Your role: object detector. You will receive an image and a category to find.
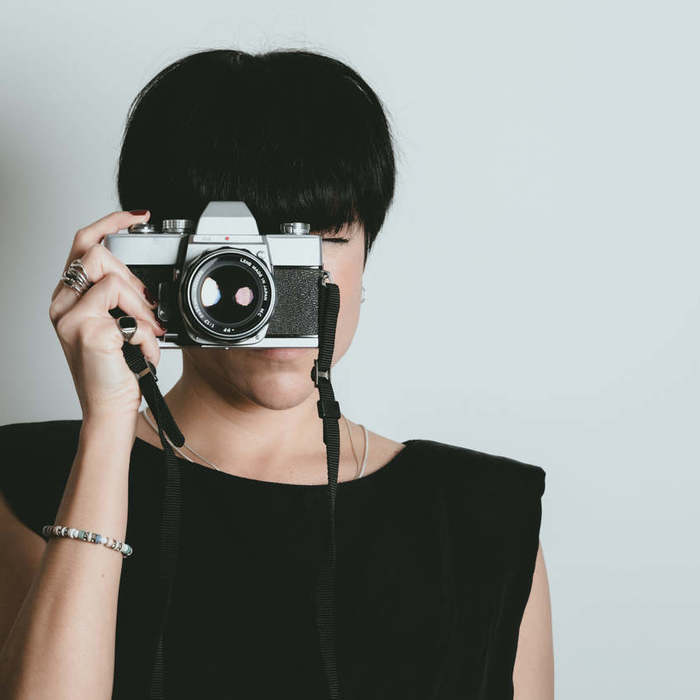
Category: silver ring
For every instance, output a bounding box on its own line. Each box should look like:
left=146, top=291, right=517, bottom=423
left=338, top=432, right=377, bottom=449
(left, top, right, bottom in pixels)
left=60, top=258, right=92, bottom=298
left=116, top=316, right=138, bottom=344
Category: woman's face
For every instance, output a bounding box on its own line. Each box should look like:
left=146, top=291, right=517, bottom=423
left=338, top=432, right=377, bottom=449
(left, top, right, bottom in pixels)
left=181, top=222, right=366, bottom=410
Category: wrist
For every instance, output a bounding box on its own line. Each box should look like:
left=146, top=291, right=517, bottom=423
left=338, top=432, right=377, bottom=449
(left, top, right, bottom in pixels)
left=79, top=413, right=138, bottom=452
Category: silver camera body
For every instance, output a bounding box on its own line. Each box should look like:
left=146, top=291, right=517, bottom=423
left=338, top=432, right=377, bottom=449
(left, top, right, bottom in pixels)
left=104, top=202, right=325, bottom=349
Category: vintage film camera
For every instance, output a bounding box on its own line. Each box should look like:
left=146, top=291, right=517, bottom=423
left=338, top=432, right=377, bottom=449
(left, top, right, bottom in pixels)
left=104, top=202, right=326, bottom=349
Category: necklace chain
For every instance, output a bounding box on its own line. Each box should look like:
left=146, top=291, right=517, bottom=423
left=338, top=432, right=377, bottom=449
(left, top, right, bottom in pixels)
left=140, top=406, right=369, bottom=480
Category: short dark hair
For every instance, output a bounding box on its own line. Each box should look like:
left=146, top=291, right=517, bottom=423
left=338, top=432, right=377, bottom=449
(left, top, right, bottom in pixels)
left=117, top=48, right=397, bottom=265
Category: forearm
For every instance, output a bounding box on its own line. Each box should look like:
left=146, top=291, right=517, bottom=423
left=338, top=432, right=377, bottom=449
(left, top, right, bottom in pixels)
left=0, top=418, right=135, bottom=699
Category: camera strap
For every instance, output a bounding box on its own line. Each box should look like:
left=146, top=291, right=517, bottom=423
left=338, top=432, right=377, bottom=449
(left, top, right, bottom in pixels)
left=117, top=271, right=345, bottom=699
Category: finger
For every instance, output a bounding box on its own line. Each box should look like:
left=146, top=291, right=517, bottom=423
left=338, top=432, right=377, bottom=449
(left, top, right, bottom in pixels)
left=59, top=272, right=165, bottom=338
left=51, top=241, right=156, bottom=319
left=112, top=316, right=162, bottom=368
left=61, top=209, right=151, bottom=273
left=52, top=210, right=151, bottom=307
left=59, top=314, right=162, bottom=369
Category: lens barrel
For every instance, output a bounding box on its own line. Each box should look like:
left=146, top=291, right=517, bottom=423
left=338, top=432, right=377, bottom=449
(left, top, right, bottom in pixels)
left=180, top=248, right=275, bottom=341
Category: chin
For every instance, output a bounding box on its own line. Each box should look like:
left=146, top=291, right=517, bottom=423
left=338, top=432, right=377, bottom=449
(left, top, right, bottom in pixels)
left=244, top=373, right=318, bottom=410
left=225, top=352, right=319, bottom=410
left=188, top=346, right=324, bottom=409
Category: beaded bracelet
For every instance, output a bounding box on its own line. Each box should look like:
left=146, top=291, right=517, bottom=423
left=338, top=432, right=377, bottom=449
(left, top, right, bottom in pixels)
left=42, top=524, right=133, bottom=558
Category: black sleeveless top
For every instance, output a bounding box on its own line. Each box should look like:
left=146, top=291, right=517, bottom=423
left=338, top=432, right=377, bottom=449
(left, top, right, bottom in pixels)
left=0, top=419, right=546, bottom=699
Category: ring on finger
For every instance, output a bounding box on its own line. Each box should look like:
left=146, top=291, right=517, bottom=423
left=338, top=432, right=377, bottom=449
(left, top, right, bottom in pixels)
left=60, top=257, right=93, bottom=298
left=116, top=316, right=138, bottom=344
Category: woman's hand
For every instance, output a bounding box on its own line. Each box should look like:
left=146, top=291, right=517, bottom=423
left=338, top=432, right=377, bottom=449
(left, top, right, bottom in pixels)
left=48, top=210, right=166, bottom=424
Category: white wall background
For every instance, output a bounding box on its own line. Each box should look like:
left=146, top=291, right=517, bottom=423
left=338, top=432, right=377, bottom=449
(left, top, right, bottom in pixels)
left=1, top=1, right=697, bottom=696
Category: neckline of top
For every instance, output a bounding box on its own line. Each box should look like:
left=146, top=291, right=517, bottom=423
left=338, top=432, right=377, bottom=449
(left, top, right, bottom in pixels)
left=132, top=436, right=421, bottom=489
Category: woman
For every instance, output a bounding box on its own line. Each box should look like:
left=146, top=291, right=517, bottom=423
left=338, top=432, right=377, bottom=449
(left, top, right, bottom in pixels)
left=0, top=48, right=553, bottom=698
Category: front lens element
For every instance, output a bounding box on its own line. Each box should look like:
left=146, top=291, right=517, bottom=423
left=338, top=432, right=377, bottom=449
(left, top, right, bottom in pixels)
left=199, top=263, right=258, bottom=324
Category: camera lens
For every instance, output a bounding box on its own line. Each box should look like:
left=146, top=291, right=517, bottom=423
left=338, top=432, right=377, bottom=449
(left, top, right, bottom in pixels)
left=181, top=249, right=275, bottom=341
left=199, top=264, right=257, bottom=322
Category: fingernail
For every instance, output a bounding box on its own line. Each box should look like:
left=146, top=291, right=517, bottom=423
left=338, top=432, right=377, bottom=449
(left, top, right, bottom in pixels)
left=130, top=209, right=148, bottom=215
left=156, top=319, right=167, bottom=332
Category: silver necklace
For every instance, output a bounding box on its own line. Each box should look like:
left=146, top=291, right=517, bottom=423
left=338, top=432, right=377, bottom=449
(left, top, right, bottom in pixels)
left=140, top=407, right=369, bottom=480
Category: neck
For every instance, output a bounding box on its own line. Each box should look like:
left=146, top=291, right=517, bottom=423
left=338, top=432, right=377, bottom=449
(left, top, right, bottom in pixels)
left=142, top=360, right=361, bottom=485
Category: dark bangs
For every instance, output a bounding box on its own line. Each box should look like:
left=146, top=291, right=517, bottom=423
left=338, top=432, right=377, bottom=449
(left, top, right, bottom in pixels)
left=117, top=48, right=396, bottom=262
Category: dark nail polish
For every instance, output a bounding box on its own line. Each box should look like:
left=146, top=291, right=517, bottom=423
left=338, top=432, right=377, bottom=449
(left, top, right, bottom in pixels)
left=130, top=209, right=148, bottom=215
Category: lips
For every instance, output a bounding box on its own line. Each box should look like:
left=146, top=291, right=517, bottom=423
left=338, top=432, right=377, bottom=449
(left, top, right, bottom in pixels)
left=254, top=348, right=314, bottom=360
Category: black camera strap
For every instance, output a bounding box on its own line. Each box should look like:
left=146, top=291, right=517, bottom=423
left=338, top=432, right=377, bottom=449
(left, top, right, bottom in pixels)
left=116, top=272, right=344, bottom=699
left=311, top=273, right=343, bottom=699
